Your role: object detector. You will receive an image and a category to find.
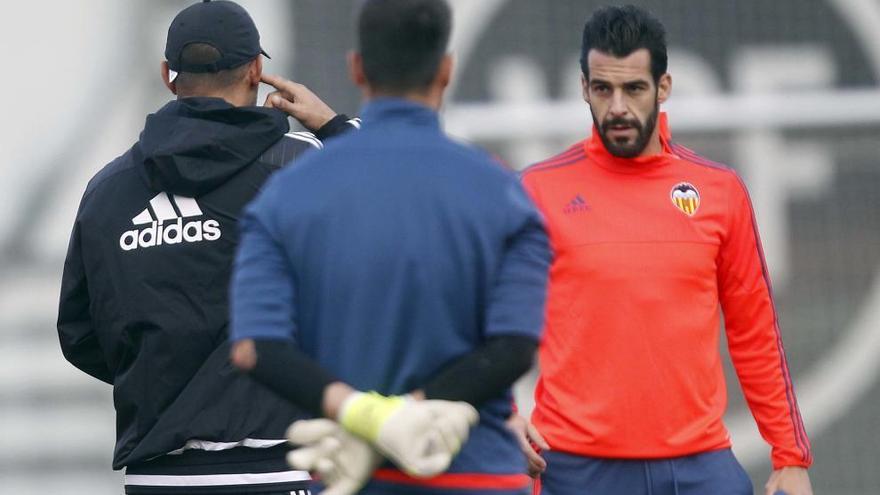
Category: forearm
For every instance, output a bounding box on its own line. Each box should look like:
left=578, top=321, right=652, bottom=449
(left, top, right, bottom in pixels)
left=422, top=335, right=537, bottom=407
left=232, top=337, right=349, bottom=418
left=230, top=333, right=534, bottom=418
left=725, top=299, right=811, bottom=468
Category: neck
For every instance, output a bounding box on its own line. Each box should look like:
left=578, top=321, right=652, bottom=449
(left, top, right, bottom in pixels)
left=639, top=124, right=663, bottom=157
left=364, top=87, right=442, bottom=110
left=177, top=88, right=254, bottom=107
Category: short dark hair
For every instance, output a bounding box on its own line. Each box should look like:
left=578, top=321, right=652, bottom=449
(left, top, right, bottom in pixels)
left=580, top=5, right=667, bottom=82
left=357, top=0, right=452, bottom=93
left=173, top=43, right=251, bottom=93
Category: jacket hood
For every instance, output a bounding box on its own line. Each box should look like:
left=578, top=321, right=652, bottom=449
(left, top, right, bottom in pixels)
left=136, top=97, right=289, bottom=196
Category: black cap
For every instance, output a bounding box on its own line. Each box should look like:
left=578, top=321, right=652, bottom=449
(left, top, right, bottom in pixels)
left=165, top=0, right=269, bottom=74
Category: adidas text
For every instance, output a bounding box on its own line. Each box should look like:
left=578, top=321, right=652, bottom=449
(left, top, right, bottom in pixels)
left=119, top=218, right=221, bottom=251
left=563, top=194, right=590, bottom=214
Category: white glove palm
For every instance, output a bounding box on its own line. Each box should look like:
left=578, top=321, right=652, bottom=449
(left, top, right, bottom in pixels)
left=287, top=418, right=381, bottom=495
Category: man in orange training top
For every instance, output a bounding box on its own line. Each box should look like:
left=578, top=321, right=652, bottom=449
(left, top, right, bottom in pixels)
left=512, top=5, right=813, bottom=495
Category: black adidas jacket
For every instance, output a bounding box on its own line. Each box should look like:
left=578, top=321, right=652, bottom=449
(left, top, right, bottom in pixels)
left=57, top=97, right=355, bottom=474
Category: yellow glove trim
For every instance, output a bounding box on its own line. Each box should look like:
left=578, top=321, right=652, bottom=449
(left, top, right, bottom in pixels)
left=339, top=391, right=405, bottom=442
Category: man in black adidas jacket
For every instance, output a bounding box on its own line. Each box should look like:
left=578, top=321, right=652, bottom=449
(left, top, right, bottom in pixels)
left=56, top=2, right=357, bottom=493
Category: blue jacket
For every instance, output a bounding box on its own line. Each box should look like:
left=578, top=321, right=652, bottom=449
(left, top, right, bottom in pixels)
left=231, top=98, right=550, bottom=493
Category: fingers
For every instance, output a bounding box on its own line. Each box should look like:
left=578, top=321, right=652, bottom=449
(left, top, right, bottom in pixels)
left=260, top=73, right=288, bottom=89
left=431, top=402, right=475, bottom=436
left=260, top=74, right=302, bottom=111
left=286, top=420, right=342, bottom=474
left=263, top=91, right=281, bottom=108
left=527, top=457, right=546, bottom=478
left=259, top=74, right=337, bottom=130
left=403, top=430, right=454, bottom=478
left=425, top=400, right=478, bottom=425
left=526, top=421, right=550, bottom=450
left=518, top=435, right=545, bottom=466
left=422, top=401, right=477, bottom=457
left=384, top=427, right=445, bottom=477
left=287, top=444, right=323, bottom=471
left=378, top=403, right=455, bottom=477
left=432, top=414, right=467, bottom=455
left=286, top=418, right=339, bottom=444
left=260, top=73, right=304, bottom=98
left=270, top=96, right=297, bottom=114
left=287, top=435, right=341, bottom=469
left=764, top=470, right=781, bottom=495
left=315, top=456, right=339, bottom=481
left=515, top=426, right=546, bottom=476
left=506, top=414, right=547, bottom=477
left=288, top=418, right=378, bottom=495
left=263, top=90, right=297, bottom=113
left=372, top=400, right=477, bottom=479
left=456, top=402, right=480, bottom=425
left=409, top=451, right=454, bottom=478
left=289, top=438, right=344, bottom=491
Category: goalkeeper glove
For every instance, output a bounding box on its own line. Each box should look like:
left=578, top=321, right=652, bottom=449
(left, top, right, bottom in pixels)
left=338, top=391, right=479, bottom=477
left=287, top=418, right=381, bottom=495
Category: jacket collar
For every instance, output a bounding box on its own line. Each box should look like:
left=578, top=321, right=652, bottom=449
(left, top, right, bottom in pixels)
left=360, top=97, right=441, bottom=129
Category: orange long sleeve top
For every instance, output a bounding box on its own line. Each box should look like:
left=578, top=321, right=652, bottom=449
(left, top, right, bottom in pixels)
left=520, top=115, right=812, bottom=469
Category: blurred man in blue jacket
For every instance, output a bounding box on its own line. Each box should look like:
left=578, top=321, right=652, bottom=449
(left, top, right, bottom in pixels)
left=229, top=0, right=551, bottom=494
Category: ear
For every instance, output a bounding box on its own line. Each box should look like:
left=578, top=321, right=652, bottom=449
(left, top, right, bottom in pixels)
left=435, top=54, right=453, bottom=89
left=581, top=73, right=590, bottom=104
left=161, top=61, right=177, bottom=95
left=248, top=56, right=263, bottom=87
left=657, top=72, right=672, bottom=105
left=348, top=51, right=367, bottom=88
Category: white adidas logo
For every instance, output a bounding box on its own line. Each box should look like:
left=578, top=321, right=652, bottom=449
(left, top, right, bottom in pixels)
left=119, top=193, right=221, bottom=251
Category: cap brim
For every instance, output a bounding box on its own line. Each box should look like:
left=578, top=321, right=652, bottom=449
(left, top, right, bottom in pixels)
left=168, top=48, right=268, bottom=82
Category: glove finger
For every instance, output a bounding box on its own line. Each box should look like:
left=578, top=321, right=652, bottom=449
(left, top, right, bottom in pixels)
left=320, top=435, right=343, bottom=453
left=438, top=407, right=475, bottom=442
left=431, top=416, right=466, bottom=454
left=423, top=402, right=476, bottom=453
left=287, top=446, right=322, bottom=471
left=453, top=402, right=479, bottom=425
left=405, top=449, right=454, bottom=478
left=287, top=435, right=343, bottom=471
left=391, top=428, right=453, bottom=478
left=286, top=418, right=341, bottom=445
left=334, top=435, right=381, bottom=478
left=315, top=456, right=339, bottom=483
left=423, top=400, right=479, bottom=427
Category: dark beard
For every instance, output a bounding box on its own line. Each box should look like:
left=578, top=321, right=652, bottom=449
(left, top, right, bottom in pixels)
left=591, top=101, right=659, bottom=158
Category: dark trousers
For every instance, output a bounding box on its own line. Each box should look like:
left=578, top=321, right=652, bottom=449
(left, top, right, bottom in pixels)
left=330, top=481, right=530, bottom=495
left=124, top=485, right=310, bottom=495
left=539, top=449, right=753, bottom=495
